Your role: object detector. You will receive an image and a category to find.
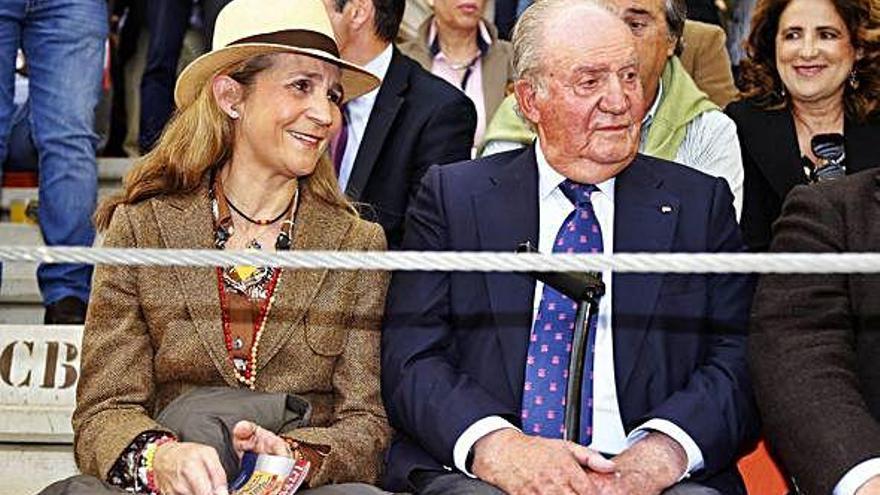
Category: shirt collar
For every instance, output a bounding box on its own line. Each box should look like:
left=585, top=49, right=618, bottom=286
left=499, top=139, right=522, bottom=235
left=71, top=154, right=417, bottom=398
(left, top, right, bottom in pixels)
left=535, top=138, right=615, bottom=202
left=642, top=79, right=663, bottom=126
left=428, top=17, right=492, bottom=59
left=348, top=43, right=393, bottom=107
left=364, top=43, right=393, bottom=81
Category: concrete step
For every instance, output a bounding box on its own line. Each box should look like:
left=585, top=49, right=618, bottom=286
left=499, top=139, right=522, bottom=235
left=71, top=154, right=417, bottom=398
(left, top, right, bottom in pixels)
left=1, top=224, right=43, bottom=319
left=1, top=263, right=39, bottom=303
left=0, top=157, right=134, bottom=213
left=0, top=223, right=41, bottom=246
left=3, top=157, right=134, bottom=183
left=0, top=325, right=81, bottom=444
left=0, top=443, right=78, bottom=494
left=1, top=225, right=42, bottom=324
left=0, top=304, right=42, bottom=325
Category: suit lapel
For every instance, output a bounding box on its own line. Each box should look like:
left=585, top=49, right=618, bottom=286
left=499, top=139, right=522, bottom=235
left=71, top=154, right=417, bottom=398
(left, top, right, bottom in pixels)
left=153, top=187, right=239, bottom=387
left=474, top=147, right=539, bottom=398
left=612, top=156, right=680, bottom=392
left=740, top=107, right=805, bottom=197
left=255, top=186, right=352, bottom=372
left=345, top=49, right=407, bottom=201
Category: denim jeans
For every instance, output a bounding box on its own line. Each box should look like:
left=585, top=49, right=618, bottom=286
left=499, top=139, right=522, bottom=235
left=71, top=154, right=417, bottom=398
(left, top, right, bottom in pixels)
left=139, top=0, right=192, bottom=152
left=0, top=0, right=107, bottom=305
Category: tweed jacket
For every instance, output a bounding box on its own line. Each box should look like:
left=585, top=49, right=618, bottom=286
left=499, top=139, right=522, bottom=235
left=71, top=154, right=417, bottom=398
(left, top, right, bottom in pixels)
left=72, top=180, right=392, bottom=487
left=750, top=170, right=880, bottom=493
left=399, top=16, right=513, bottom=132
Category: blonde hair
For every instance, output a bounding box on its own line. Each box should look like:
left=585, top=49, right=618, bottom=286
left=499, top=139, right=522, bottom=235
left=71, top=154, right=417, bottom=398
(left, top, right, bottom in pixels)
left=95, top=54, right=356, bottom=231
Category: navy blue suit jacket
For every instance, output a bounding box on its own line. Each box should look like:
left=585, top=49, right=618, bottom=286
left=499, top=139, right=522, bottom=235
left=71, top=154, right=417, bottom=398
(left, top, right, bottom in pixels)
left=381, top=147, right=760, bottom=493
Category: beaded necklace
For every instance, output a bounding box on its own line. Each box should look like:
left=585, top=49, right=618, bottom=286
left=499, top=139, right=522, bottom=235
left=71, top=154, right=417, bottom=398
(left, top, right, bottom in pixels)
left=211, top=174, right=299, bottom=389
left=216, top=267, right=281, bottom=389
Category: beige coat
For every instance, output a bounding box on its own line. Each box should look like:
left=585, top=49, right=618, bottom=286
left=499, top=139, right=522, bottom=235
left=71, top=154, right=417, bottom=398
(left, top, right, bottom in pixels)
left=680, top=20, right=739, bottom=108
left=72, top=182, right=391, bottom=486
left=399, top=17, right=513, bottom=132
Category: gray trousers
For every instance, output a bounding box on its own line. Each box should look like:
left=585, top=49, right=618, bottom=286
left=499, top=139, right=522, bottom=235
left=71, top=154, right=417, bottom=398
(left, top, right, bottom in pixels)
left=412, top=471, right=722, bottom=495
left=302, top=484, right=391, bottom=495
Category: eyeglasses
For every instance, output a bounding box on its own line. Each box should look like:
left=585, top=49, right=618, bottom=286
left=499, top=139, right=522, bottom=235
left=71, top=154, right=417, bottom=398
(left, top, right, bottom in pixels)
left=807, top=133, right=846, bottom=183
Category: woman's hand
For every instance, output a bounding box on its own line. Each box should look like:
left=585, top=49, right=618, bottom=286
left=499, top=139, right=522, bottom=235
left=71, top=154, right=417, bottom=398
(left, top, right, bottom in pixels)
left=153, top=441, right=229, bottom=495
left=232, top=420, right=292, bottom=459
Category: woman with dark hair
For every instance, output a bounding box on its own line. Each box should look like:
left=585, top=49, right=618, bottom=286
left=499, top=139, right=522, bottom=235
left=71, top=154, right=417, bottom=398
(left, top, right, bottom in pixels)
left=726, top=0, right=880, bottom=251
left=71, top=0, right=391, bottom=493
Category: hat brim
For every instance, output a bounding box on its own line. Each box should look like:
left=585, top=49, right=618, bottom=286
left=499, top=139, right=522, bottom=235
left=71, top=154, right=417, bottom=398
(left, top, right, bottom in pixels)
left=174, top=43, right=380, bottom=108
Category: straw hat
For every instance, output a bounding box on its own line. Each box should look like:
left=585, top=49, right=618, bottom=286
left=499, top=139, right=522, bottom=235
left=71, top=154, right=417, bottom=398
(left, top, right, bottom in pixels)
left=174, top=0, right=380, bottom=108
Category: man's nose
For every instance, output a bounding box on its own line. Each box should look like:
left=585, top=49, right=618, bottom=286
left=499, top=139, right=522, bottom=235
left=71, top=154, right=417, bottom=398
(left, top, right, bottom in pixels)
left=599, top=75, right=630, bottom=114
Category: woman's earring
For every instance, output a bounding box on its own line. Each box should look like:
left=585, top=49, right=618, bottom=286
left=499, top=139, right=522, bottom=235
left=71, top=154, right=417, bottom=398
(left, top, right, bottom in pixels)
left=229, top=108, right=240, bottom=119
left=849, top=69, right=860, bottom=90
left=779, top=85, right=786, bottom=98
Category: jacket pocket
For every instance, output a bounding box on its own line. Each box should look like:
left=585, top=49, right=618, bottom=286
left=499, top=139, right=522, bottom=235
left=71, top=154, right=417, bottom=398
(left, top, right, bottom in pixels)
left=304, top=312, right=349, bottom=357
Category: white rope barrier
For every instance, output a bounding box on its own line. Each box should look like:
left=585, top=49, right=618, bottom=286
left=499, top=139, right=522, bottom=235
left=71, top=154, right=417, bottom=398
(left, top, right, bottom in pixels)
left=0, top=245, right=879, bottom=273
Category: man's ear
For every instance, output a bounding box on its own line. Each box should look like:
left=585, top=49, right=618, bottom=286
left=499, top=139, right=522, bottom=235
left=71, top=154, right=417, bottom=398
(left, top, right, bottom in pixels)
left=666, top=35, right=678, bottom=58
left=349, top=0, right=373, bottom=32
left=513, top=79, right=541, bottom=125
left=212, top=75, right=245, bottom=120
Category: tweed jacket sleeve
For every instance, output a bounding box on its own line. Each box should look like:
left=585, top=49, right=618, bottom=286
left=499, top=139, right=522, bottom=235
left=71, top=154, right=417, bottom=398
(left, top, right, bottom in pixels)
left=72, top=204, right=174, bottom=479
left=284, top=223, right=392, bottom=486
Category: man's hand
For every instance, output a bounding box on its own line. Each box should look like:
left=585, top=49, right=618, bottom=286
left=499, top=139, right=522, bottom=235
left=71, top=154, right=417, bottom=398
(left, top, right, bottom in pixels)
left=856, top=476, right=880, bottom=495
left=472, top=428, right=615, bottom=495
left=153, top=441, right=229, bottom=495
left=587, top=431, right=688, bottom=495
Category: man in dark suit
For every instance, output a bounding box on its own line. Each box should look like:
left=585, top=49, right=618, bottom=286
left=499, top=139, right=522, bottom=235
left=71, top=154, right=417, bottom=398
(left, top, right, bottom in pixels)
left=321, top=0, right=477, bottom=248
left=750, top=170, right=880, bottom=495
left=381, top=0, right=759, bottom=494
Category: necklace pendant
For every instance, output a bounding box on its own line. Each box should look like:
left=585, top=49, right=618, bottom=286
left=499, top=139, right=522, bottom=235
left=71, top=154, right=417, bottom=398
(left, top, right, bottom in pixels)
left=247, top=239, right=262, bottom=250
left=232, top=337, right=244, bottom=350
left=275, top=230, right=291, bottom=250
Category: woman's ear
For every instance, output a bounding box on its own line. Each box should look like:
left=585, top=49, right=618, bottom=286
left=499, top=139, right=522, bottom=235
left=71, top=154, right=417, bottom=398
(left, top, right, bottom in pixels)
left=213, top=75, right=244, bottom=120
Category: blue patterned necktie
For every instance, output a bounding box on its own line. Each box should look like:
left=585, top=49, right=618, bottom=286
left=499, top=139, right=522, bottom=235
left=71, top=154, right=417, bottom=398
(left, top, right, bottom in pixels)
left=521, top=179, right=603, bottom=444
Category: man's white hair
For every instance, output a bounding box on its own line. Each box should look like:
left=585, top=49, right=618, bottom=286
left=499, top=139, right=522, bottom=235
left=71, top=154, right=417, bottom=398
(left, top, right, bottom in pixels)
left=511, top=0, right=617, bottom=84
left=510, top=0, right=617, bottom=123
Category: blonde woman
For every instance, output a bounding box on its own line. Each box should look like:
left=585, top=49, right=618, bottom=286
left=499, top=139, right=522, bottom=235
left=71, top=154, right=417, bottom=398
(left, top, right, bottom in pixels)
left=72, top=0, right=390, bottom=493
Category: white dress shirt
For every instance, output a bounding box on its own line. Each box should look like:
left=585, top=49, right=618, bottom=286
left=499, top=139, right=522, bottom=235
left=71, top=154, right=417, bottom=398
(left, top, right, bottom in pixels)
left=336, top=44, right=393, bottom=192
left=835, top=458, right=880, bottom=495
left=452, top=140, right=704, bottom=478
left=482, top=82, right=744, bottom=220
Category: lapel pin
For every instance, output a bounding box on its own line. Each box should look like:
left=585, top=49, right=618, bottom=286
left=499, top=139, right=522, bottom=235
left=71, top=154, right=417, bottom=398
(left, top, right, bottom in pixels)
left=660, top=204, right=673, bottom=214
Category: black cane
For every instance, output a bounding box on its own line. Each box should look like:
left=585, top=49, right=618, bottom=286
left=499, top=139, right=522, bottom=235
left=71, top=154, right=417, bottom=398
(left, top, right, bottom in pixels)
left=517, top=242, right=605, bottom=444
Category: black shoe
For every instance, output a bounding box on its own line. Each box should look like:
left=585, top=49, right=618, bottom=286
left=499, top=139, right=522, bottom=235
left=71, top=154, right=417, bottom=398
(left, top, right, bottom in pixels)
left=44, top=296, right=87, bottom=325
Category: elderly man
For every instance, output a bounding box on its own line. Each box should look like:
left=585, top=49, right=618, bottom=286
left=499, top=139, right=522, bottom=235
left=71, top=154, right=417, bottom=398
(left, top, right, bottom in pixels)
left=481, top=0, right=743, bottom=218
left=381, top=0, right=759, bottom=494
